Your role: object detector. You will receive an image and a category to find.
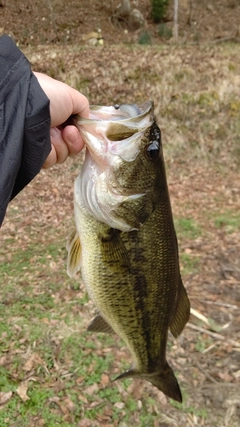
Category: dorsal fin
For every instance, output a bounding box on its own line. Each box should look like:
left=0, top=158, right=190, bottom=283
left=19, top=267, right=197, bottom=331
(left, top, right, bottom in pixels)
left=66, top=231, right=81, bottom=277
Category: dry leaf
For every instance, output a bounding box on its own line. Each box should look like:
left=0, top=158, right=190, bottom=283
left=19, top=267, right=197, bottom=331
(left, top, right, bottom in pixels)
left=0, top=355, right=12, bottom=366
left=77, top=420, right=93, bottom=427
left=218, top=371, right=233, bottom=382
left=100, top=373, right=109, bottom=386
left=113, top=402, right=125, bottom=409
left=62, top=396, right=75, bottom=412
left=16, top=382, right=30, bottom=402
left=84, top=383, right=99, bottom=395
left=22, top=353, right=44, bottom=372
left=0, top=391, right=13, bottom=406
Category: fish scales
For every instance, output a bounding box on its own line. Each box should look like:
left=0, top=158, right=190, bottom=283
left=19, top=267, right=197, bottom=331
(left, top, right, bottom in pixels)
left=67, top=101, right=190, bottom=402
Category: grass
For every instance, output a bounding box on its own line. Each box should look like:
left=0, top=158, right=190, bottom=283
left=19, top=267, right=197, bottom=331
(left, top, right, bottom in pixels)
left=1, top=189, right=235, bottom=427
left=174, top=217, right=202, bottom=240
left=213, top=211, right=240, bottom=233
left=174, top=217, right=201, bottom=275
left=180, top=252, right=199, bottom=275
left=0, top=232, right=208, bottom=425
left=195, top=336, right=213, bottom=353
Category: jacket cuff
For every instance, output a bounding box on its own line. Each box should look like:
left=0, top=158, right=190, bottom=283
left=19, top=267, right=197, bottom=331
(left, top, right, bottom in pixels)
left=11, top=71, right=51, bottom=198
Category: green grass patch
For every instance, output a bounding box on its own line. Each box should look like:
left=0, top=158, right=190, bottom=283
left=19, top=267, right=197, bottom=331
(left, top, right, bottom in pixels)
left=197, top=91, right=219, bottom=106
left=195, top=335, right=213, bottom=353
left=171, top=400, right=208, bottom=419
left=138, top=31, right=152, bottom=45
left=214, top=211, right=240, bottom=233
left=180, top=252, right=199, bottom=275
left=0, top=209, right=222, bottom=425
left=174, top=217, right=202, bottom=239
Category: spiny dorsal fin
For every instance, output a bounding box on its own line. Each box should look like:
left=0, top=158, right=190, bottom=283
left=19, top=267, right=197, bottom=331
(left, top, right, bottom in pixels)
left=66, top=231, right=81, bottom=278
left=170, top=278, right=190, bottom=338
left=87, top=314, right=114, bottom=334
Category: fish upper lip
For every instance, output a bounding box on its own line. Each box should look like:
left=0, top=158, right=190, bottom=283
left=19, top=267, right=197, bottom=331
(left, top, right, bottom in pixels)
left=74, top=101, right=154, bottom=125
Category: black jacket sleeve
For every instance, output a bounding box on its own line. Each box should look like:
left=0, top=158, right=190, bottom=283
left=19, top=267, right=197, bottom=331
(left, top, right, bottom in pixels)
left=0, top=34, right=51, bottom=226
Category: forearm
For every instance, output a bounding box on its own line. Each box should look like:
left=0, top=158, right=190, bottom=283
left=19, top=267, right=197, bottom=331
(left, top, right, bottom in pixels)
left=0, top=35, right=51, bottom=226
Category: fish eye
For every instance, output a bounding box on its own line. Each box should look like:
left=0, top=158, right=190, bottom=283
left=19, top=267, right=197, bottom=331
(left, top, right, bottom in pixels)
left=146, top=123, right=161, bottom=160
left=146, top=141, right=160, bottom=160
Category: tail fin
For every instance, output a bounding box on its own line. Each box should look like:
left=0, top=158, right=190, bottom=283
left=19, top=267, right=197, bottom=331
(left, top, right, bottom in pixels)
left=114, top=363, right=182, bottom=403
left=148, top=363, right=182, bottom=402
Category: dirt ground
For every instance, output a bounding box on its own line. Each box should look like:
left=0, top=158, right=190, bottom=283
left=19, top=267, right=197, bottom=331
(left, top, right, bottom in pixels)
left=0, top=1, right=240, bottom=426
left=1, top=0, right=240, bottom=45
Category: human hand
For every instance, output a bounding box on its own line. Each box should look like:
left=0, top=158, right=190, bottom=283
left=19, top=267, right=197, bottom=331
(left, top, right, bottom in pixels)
left=33, top=72, right=89, bottom=168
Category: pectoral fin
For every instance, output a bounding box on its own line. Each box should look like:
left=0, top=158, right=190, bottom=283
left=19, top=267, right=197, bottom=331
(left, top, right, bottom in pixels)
left=66, top=231, right=81, bottom=277
left=87, top=314, right=115, bottom=334
left=100, top=229, right=131, bottom=270
left=114, top=369, right=136, bottom=382
left=170, top=278, right=190, bottom=338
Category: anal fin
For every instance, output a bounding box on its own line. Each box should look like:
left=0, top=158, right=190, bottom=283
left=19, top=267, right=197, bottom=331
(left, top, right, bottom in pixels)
left=87, top=314, right=115, bottom=334
left=66, top=231, right=81, bottom=278
left=170, top=277, right=190, bottom=338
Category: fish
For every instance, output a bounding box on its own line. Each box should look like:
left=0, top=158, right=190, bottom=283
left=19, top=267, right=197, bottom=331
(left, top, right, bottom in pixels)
left=67, top=101, right=190, bottom=403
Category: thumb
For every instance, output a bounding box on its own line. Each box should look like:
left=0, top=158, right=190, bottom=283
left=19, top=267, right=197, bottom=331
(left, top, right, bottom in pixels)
left=62, top=125, right=85, bottom=156
left=71, top=88, right=90, bottom=119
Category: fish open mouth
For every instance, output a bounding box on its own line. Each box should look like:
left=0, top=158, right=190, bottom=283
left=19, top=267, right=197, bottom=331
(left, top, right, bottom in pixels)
left=73, top=101, right=154, bottom=165
left=86, top=101, right=153, bottom=122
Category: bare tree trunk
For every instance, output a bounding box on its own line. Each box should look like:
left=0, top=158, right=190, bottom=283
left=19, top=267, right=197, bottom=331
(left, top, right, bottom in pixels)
left=173, top=0, right=178, bottom=41
left=187, top=0, right=193, bottom=26
left=46, top=0, right=58, bottom=39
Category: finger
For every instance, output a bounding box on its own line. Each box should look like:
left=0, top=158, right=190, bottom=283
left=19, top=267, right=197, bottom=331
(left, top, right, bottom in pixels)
left=62, top=125, right=84, bottom=157
left=42, top=145, right=57, bottom=169
left=71, top=90, right=90, bottom=119
left=50, top=127, right=69, bottom=164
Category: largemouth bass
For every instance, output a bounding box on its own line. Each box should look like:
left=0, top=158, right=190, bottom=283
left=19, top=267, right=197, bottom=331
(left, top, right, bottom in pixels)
left=67, top=101, right=190, bottom=403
